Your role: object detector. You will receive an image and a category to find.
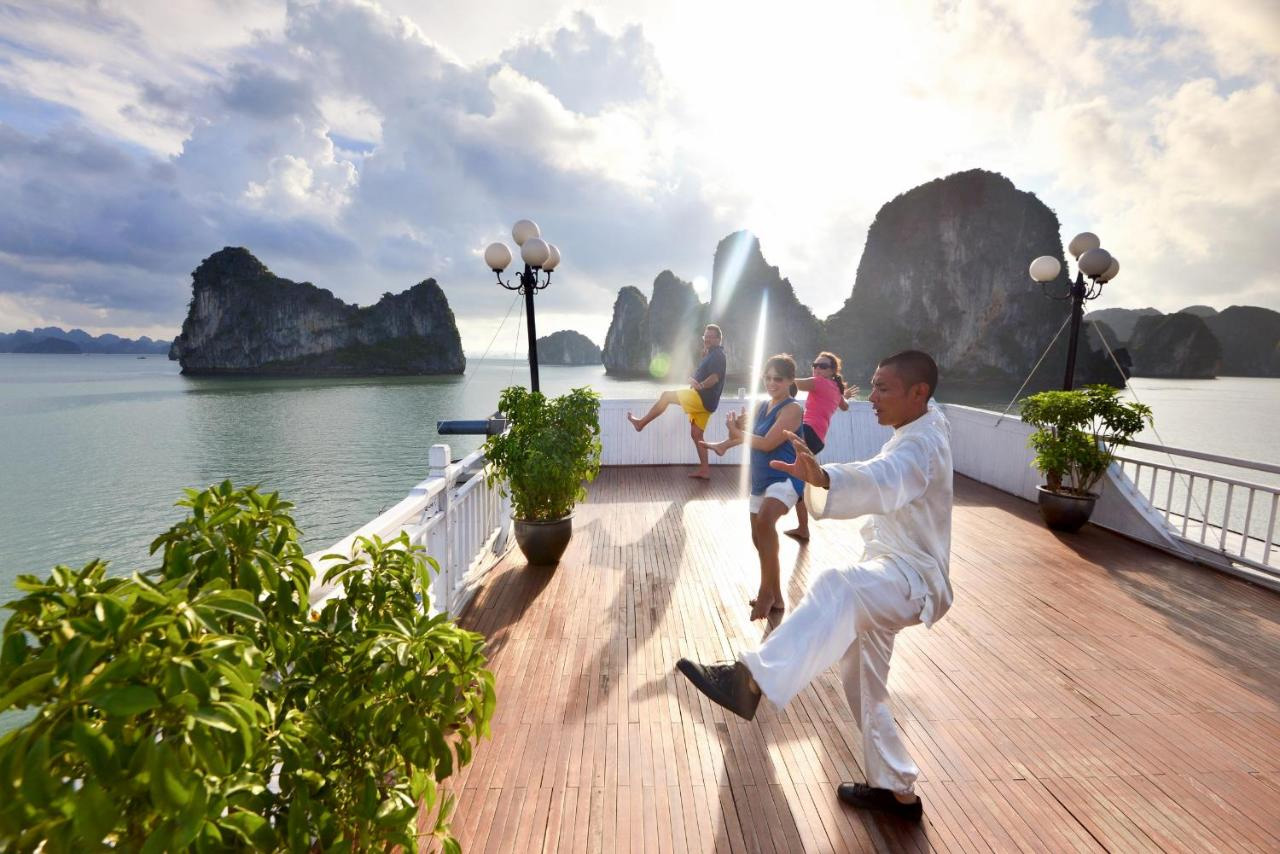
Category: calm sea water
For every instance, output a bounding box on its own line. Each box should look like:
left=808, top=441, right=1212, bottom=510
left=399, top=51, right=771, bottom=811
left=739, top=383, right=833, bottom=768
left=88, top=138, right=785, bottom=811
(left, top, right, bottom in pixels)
left=2, top=354, right=1277, bottom=596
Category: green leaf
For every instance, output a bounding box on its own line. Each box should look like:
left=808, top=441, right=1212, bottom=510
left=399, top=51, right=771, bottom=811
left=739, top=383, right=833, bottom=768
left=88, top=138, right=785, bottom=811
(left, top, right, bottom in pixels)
left=193, top=590, right=266, bottom=624
left=148, top=743, right=193, bottom=813
left=71, top=720, right=117, bottom=779
left=1, top=632, right=28, bottom=669
left=19, top=732, right=53, bottom=808
left=0, top=668, right=55, bottom=713
left=94, top=684, right=162, bottom=717
left=72, top=780, right=120, bottom=845
left=220, top=810, right=268, bottom=846
left=190, top=707, right=238, bottom=733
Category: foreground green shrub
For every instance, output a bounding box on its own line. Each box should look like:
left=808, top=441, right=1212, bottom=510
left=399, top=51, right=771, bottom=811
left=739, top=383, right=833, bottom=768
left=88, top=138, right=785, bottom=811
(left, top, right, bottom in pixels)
left=0, top=482, right=494, bottom=852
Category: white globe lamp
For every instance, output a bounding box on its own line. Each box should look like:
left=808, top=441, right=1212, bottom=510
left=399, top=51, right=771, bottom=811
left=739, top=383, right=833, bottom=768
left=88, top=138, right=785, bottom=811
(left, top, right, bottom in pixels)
left=521, top=237, right=551, bottom=268
left=543, top=243, right=561, bottom=272
left=1067, top=232, right=1100, bottom=259
left=512, top=219, right=540, bottom=247
left=484, top=242, right=513, bottom=272
left=1078, top=247, right=1113, bottom=279
left=1029, top=256, right=1061, bottom=283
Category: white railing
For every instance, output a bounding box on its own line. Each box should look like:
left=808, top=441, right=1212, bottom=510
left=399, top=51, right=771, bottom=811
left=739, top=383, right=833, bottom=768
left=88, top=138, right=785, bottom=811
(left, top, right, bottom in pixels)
left=306, top=445, right=511, bottom=616
left=310, top=397, right=1278, bottom=610
left=1113, top=442, right=1280, bottom=577
left=594, top=398, right=1276, bottom=583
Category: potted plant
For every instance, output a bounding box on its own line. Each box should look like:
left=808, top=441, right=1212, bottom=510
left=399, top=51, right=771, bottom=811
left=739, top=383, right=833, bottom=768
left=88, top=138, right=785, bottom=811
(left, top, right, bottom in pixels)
left=1020, top=384, right=1152, bottom=532
left=483, top=385, right=602, bottom=565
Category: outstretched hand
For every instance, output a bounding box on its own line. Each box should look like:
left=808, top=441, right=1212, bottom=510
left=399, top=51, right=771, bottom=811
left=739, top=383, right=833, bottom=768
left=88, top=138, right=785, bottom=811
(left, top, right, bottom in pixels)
left=769, top=430, right=829, bottom=488
left=844, top=384, right=861, bottom=400
left=725, top=409, right=745, bottom=441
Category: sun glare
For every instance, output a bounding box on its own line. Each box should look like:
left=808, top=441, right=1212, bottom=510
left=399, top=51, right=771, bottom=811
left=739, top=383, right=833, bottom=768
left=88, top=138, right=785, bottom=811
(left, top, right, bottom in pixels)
left=739, top=290, right=770, bottom=499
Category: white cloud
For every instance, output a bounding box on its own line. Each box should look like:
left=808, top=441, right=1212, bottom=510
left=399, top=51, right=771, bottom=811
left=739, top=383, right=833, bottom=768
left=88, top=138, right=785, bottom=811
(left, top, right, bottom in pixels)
left=0, top=0, right=1277, bottom=349
left=1135, top=0, right=1280, bottom=78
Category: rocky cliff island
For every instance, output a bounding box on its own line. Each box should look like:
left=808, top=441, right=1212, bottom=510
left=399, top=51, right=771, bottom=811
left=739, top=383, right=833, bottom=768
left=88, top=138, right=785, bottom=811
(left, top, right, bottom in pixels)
left=536, top=330, right=602, bottom=365
left=170, top=248, right=465, bottom=376
left=601, top=170, right=1124, bottom=389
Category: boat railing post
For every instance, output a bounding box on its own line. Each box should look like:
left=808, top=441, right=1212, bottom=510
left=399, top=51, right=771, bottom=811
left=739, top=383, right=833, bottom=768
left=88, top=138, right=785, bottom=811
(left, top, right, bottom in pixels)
left=428, top=443, right=455, bottom=613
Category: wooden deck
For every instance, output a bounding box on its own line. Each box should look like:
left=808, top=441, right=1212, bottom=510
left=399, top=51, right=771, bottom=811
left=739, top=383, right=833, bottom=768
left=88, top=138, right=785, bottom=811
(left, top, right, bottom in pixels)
left=442, top=467, right=1280, bottom=853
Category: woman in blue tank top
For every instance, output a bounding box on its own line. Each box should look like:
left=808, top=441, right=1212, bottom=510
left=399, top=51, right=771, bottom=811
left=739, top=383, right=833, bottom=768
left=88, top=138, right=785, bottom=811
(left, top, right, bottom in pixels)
left=723, top=354, right=804, bottom=620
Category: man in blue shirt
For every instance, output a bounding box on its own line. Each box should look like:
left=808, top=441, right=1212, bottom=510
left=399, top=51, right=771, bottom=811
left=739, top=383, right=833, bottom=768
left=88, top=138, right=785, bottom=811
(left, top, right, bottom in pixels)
left=627, top=324, right=728, bottom=479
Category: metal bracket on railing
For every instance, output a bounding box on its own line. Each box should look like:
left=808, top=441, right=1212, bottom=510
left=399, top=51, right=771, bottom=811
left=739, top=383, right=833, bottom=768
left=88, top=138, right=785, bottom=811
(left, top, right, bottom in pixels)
left=436, top=415, right=508, bottom=435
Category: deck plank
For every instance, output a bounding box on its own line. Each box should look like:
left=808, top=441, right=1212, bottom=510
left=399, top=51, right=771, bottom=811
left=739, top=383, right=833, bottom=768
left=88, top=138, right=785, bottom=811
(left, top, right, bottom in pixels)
left=434, top=467, right=1280, bottom=852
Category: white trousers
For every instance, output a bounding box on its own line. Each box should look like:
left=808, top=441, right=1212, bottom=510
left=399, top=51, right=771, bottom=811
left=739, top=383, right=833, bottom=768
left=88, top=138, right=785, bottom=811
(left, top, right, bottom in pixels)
left=739, top=559, right=923, bottom=794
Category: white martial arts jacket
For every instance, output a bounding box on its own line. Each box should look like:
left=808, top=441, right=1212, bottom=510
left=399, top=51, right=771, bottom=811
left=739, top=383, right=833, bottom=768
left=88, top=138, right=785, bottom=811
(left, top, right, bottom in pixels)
left=805, top=402, right=954, bottom=627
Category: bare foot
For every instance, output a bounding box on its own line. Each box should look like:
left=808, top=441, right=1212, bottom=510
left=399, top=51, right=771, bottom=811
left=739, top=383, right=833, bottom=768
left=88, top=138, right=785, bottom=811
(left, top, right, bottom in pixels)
left=626, top=412, right=644, bottom=432
left=784, top=528, right=810, bottom=542
left=688, top=469, right=711, bottom=480
left=698, top=440, right=728, bottom=457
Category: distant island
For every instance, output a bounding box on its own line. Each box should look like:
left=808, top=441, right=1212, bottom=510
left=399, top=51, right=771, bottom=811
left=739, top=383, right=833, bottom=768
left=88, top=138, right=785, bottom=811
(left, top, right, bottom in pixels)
left=170, top=247, right=465, bottom=376
left=0, top=327, right=170, bottom=355
left=1086, top=305, right=1280, bottom=377
left=536, top=330, right=601, bottom=366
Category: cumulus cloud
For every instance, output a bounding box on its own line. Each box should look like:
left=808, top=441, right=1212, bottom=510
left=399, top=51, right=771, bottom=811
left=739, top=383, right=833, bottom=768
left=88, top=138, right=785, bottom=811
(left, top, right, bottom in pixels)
left=501, top=12, right=660, bottom=115
left=0, top=0, right=1276, bottom=346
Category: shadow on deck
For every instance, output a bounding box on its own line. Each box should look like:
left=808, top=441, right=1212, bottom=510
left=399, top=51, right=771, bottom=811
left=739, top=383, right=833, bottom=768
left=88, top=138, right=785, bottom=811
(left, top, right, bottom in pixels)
left=440, top=467, right=1280, bottom=853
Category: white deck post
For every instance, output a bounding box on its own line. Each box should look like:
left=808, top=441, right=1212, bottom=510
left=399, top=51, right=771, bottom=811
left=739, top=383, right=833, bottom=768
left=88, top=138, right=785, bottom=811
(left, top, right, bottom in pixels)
left=427, top=444, right=455, bottom=613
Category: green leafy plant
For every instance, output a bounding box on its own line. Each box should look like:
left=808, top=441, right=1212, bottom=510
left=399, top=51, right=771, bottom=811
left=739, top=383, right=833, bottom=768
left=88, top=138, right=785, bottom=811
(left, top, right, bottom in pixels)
left=483, top=386, right=602, bottom=521
left=0, top=482, right=493, bottom=853
left=1020, top=385, right=1153, bottom=496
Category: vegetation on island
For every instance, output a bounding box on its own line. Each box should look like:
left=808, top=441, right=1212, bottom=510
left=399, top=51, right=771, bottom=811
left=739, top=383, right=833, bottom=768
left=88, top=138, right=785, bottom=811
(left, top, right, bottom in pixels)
left=0, top=482, right=493, bottom=853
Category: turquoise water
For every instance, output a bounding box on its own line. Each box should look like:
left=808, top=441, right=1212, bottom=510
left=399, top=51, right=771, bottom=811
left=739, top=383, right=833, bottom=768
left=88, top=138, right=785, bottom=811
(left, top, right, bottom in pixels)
left=1, top=355, right=1277, bottom=595
left=0, top=355, right=667, bottom=590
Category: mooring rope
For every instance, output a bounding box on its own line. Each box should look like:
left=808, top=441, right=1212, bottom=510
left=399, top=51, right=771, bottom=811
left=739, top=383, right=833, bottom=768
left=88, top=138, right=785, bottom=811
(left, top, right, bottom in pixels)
left=453, top=290, right=522, bottom=400
left=993, top=311, right=1073, bottom=426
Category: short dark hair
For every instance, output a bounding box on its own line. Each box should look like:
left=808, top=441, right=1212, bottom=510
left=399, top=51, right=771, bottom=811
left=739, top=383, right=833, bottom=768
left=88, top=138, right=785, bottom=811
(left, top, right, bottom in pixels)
left=879, top=350, right=938, bottom=398
left=704, top=324, right=722, bottom=340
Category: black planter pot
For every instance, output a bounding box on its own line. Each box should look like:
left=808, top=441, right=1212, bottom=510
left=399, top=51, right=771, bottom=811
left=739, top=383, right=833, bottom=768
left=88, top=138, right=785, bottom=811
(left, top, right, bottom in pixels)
left=513, top=515, right=573, bottom=566
left=1036, top=486, right=1099, bottom=533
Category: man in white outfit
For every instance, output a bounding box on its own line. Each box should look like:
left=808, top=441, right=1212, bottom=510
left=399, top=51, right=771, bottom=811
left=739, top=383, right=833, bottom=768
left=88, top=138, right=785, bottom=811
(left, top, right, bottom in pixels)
left=676, top=350, right=952, bottom=821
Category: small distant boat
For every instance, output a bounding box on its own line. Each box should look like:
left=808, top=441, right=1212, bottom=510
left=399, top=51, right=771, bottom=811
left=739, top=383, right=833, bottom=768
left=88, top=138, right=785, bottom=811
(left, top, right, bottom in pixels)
left=137, top=356, right=147, bottom=359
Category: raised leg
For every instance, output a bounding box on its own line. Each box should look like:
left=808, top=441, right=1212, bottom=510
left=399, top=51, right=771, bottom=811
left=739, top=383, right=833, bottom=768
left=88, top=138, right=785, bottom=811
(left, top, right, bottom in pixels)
left=628, top=390, right=679, bottom=432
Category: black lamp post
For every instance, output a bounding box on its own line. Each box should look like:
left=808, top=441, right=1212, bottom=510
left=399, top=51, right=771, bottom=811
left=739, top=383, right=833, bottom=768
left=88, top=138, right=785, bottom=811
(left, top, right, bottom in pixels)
left=484, top=219, right=560, bottom=393
left=1029, top=232, right=1120, bottom=390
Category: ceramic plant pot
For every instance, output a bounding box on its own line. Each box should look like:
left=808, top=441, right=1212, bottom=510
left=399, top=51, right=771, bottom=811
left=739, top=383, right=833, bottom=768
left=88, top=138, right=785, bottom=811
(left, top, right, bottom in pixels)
left=513, top=515, right=573, bottom=566
left=1036, top=486, right=1099, bottom=533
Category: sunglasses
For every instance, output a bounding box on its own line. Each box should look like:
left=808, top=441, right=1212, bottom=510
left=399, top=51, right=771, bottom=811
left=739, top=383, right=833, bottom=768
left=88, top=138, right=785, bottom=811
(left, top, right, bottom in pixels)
left=812, top=361, right=834, bottom=369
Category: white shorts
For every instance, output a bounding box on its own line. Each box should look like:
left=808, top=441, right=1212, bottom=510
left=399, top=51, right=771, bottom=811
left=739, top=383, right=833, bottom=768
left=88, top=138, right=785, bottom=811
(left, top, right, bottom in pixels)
left=749, top=480, right=801, bottom=513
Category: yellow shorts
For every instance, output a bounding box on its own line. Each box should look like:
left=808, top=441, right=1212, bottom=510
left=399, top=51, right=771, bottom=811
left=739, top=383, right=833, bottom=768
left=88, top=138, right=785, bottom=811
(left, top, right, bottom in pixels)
left=676, top=388, right=712, bottom=431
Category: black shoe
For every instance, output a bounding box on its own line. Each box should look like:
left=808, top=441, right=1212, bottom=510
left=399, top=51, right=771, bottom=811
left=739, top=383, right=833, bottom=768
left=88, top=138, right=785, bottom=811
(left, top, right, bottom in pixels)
left=675, top=658, right=761, bottom=721
left=837, top=782, right=923, bottom=822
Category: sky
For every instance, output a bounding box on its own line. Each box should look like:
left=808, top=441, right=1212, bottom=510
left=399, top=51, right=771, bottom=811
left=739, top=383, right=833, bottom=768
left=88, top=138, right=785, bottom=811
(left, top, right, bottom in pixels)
left=0, top=0, right=1277, bottom=353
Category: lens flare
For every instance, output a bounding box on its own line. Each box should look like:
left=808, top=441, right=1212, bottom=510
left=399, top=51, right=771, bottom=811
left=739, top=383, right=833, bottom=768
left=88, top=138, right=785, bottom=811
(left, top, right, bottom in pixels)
left=710, top=231, right=754, bottom=318
left=648, top=353, right=671, bottom=378
left=739, top=291, right=769, bottom=499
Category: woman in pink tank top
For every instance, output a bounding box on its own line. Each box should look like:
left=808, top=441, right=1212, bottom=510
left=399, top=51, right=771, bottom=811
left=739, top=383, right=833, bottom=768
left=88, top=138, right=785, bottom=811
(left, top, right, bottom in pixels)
left=787, top=351, right=857, bottom=541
